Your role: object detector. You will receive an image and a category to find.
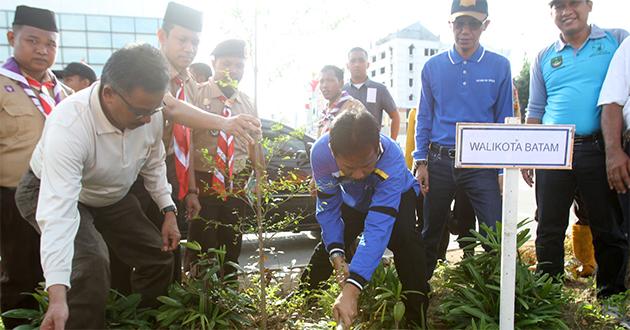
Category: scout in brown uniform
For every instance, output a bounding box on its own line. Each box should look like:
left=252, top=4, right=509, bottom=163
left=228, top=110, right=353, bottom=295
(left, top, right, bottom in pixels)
left=184, top=39, right=264, bottom=276
left=0, top=6, right=72, bottom=328
left=317, top=65, right=366, bottom=137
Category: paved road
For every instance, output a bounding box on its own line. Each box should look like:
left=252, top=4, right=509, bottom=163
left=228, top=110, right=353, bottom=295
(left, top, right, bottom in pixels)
left=239, top=179, right=577, bottom=270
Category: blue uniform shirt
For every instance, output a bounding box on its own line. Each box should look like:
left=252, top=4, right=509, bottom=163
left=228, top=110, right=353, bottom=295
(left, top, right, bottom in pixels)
left=311, top=133, right=419, bottom=287
left=526, top=25, right=628, bottom=135
left=413, top=45, right=513, bottom=160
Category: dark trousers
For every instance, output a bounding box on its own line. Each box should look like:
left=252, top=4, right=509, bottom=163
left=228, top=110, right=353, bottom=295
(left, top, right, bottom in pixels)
left=0, top=187, right=43, bottom=329
left=15, top=170, right=173, bottom=329
left=110, top=155, right=183, bottom=294
left=302, top=188, right=429, bottom=324
left=184, top=172, right=249, bottom=276
left=423, top=147, right=502, bottom=280
left=535, top=140, right=627, bottom=296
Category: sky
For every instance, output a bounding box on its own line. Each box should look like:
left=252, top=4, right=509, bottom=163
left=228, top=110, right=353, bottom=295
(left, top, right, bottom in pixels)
left=4, top=0, right=630, bottom=126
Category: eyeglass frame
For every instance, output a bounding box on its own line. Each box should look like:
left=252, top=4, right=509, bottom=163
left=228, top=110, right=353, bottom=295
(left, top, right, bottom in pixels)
left=451, top=18, right=486, bottom=31
left=112, top=87, right=164, bottom=119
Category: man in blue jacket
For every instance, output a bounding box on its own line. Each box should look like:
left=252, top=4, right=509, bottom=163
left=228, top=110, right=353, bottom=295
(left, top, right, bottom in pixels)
left=307, top=109, right=428, bottom=328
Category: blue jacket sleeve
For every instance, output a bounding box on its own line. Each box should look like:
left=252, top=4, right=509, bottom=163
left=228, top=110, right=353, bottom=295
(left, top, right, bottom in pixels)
left=526, top=50, right=548, bottom=121
left=347, top=164, right=404, bottom=290
left=412, top=63, right=434, bottom=160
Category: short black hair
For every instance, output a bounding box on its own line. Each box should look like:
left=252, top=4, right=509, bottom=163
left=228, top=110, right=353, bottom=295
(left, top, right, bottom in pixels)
left=329, top=109, right=380, bottom=157
left=101, top=43, right=169, bottom=94
left=320, top=65, right=344, bottom=82
left=189, top=62, right=212, bottom=81
left=348, top=47, right=368, bottom=59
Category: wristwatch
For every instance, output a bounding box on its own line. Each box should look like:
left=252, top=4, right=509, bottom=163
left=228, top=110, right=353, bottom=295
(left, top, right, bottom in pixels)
left=161, top=205, right=178, bottom=216
left=329, top=251, right=345, bottom=266
left=414, top=159, right=428, bottom=167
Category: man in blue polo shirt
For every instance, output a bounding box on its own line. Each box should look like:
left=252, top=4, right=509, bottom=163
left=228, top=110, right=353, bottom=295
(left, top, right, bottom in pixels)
left=522, top=0, right=628, bottom=297
left=413, top=0, right=513, bottom=280
left=308, top=109, right=428, bottom=328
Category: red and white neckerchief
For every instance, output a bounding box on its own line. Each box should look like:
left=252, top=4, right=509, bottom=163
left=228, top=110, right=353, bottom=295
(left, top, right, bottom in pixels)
left=0, top=57, right=62, bottom=117
left=318, top=90, right=352, bottom=134
left=212, top=95, right=235, bottom=199
left=172, top=77, right=191, bottom=201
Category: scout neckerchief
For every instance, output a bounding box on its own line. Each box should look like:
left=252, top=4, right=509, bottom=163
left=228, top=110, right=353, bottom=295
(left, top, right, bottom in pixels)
left=318, top=90, right=351, bottom=134
left=172, top=77, right=191, bottom=201
left=0, top=57, right=62, bottom=116
left=212, top=94, right=235, bottom=199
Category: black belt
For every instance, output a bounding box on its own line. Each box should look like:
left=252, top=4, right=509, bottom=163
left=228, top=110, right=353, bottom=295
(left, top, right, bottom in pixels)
left=574, top=133, right=600, bottom=144
left=429, top=143, right=456, bottom=159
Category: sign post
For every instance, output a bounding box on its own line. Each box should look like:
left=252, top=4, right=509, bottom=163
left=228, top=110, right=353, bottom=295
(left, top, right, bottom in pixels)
left=455, top=119, right=574, bottom=330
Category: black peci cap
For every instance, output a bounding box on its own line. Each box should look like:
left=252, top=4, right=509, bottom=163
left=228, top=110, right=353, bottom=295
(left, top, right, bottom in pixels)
left=163, top=2, right=203, bottom=32
left=211, top=39, right=246, bottom=59
left=12, top=5, right=58, bottom=32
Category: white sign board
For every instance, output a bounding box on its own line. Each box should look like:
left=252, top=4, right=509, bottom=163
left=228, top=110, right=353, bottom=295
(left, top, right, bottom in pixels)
left=455, top=123, right=575, bottom=169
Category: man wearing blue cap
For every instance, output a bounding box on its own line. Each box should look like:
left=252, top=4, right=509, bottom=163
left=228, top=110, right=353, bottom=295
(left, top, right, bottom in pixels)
left=413, top=0, right=513, bottom=280
left=0, top=6, right=73, bottom=328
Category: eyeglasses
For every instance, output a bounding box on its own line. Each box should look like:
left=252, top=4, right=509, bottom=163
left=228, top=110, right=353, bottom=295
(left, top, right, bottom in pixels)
left=551, top=0, right=586, bottom=12
left=452, top=19, right=484, bottom=31
left=114, top=88, right=164, bottom=119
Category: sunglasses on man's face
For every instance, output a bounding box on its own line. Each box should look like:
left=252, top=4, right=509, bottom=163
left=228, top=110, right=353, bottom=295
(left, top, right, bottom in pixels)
left=452, top=19, right=484, bottom=31
left=114, top=88, right=164, bottom=119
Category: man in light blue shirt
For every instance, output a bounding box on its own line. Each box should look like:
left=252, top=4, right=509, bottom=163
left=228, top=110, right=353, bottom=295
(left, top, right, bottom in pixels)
left=413, top=0, right=513, bottom=280
left=523, top=0, right=628, bottom=298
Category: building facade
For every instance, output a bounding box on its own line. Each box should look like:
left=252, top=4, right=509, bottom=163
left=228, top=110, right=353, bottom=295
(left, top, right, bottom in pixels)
left=0, top=9, right=160, bottom=76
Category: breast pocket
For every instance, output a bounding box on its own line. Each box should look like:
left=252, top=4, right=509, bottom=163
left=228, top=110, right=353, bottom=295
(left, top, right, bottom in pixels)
left=0, top=104, right=37, bottom=142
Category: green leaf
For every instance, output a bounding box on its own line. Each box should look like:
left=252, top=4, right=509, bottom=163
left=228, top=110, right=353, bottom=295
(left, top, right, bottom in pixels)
left=1, top=308, right=41, bottom=320
left=393, top=301, right=405, bottom=322
left=183, top=241, right=202, bottom=251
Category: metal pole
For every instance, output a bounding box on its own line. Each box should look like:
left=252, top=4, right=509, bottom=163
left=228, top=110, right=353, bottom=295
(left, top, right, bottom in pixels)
left=499, top=117, right=521, bottom=330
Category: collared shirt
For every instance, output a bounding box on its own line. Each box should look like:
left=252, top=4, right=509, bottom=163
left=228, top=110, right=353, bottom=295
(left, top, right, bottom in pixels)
left=312, top=133, right=418, bottom=288
left=413, top=45, right=513, bottom=160
left=163, top=67, right=199, bottom=155
left=526, top=25, right=628, bottom=135
left=343, top=79, right=396, bottom=125
left=598, top=35, right=630, bottom=129
left=30, top=82, right=173, bottom=289
left=0, top=70, right=72, bottom=187
left=318, top=93, right=366, bottom=136
left=192, top=80, right=258, bottom=174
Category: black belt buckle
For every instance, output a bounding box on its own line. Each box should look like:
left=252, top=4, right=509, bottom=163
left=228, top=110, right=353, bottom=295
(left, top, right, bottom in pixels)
left=447, top=149, right=456, bottom=159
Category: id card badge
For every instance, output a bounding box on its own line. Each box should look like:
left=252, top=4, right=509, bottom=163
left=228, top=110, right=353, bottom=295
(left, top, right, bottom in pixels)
left=366, top=87, right=377, bottom=103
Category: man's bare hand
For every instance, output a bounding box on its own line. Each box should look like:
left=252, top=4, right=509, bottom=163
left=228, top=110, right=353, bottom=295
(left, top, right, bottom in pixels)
left=161, top=212, right=181, bottom=251
left=41, top=285, right=68, bottom=330
left=331, top=255, right=349, bottom=287
left=224, top=114, right=261, bottom=146
left=415, top=164, right=429, bottom=195
left=520, top=169, right=534, bottom=187
left=333, top=284, right=360, bottom=330
left=606, top=147, right=630, bottom=193
left=184, top=193, right=201, bottom=220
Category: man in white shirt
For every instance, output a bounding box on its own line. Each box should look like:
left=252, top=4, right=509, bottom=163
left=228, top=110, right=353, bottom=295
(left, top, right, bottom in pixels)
left=15, top=44, right=177, bottom=329
left=599, top=36, right=630, bottom=289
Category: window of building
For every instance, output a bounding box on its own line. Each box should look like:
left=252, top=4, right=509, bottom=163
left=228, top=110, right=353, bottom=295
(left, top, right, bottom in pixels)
left=111, top=17, right=135, bottom=33
left=390, top=79, right=393, bottom=87
left=88, top=49, right=112, bottom=64
left=390, top=64, right=393, bottom=73
left=408, top=44, right=415, bottom=55
left=0, top=45, right=9, bottom=61
left=135, top=18, right=158, bottom=34
left=134, top=34, right=159, bottom=48
left=409, top=63, right=413, bottom=71
left=424, top=48, right=429, bottom=56
left=380, top=67, right=385, bottom=74
left=87, top=32, right=112, bottom=48
left=61, top=31, right=87, bottom=47
left=92, top=65, right=104, bottom=77
left=0, top=11, right=7, bottom=28
left=381, top=51, right=386, bottom=59
left=409, top=94, right=414, bottom=101
left=431, top=49, right=438, bottom=56
left=87, top=15, right=110, bottom=31
left=0, top=28, right=7, bottom=40
left=409, top=78, right=413, bottom=87
left=112, top=33, right=135, bottom=48
left=372, top=56, right=376, bottom=63
left=60, top=14, right=85, bottom=30
left=62, top=48, right=88, bottom=63
left=371, top=70, right=376, bottom=77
